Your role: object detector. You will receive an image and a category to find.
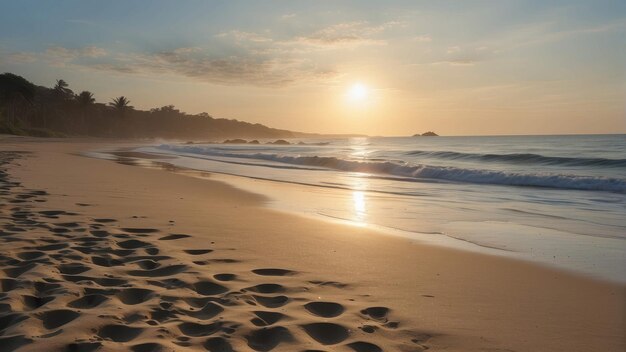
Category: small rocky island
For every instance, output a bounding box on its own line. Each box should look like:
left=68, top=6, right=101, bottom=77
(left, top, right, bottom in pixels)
left=222, top=139, right=291, bottom=145
left=413, top=131, right=439, bottom=137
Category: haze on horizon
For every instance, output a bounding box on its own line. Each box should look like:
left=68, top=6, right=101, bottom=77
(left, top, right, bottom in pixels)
left=1, top=0, right=624, bottom=136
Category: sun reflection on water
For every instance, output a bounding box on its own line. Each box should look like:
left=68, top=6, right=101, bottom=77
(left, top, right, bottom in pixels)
left=352, top=190, right=366, bottom=224
left=349, top=171, right=370, bottom=226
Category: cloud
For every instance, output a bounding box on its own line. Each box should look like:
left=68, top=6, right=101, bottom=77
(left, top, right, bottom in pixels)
left=3, top=18, right=405, bottom=87
left=86, top=48, right=336, bottom=87
left=412, top=35, right=432, bottom=42
left=291, top=21, right=396, bottom=48
left=44, top=46, right=107, bottom=67
left=46, top=46, right=107, bottom=59
left=429, top=45, right=494, bottom=66
left=3, top=45, right=107, bottom=67
left=215, top=30, right=272, bottom=43
left=5, top=52, right=38, bottom=63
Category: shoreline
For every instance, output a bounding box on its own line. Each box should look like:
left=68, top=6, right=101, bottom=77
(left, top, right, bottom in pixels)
left=1, top=136, right=624, bottom=351
left=93, top=143, right=626, bottom=285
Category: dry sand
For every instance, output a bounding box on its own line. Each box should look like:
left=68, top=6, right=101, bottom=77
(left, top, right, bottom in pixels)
left=0, top=137, right=624, bottom=352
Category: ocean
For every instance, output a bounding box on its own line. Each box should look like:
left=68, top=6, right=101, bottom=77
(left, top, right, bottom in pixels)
left=128, top=134, right=625, bottom=282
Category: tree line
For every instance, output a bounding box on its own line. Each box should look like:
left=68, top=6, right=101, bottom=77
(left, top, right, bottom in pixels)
left=0, top=72, right=295, bottom=139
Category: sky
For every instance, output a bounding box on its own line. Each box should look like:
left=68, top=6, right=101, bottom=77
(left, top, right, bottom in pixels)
left=1, top=0, right=625, bottom=136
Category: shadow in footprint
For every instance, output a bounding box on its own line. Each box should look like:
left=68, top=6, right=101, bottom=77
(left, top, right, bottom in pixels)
left=4, top=262, right=38, bottom=278
left=178, top=322, right=222, bottom=337
left=360, top=307, right=390, bottom=321
left=0, top=313, right=28, bottom=333
left=116, top=288, right=155, bottom=305
left=17, top=251, right=45, bottom=260
left=183, top=302, right=223, bottom=320
left=0, top=335, right=32, bottom=352
left=122, top=228, right=158, bottom=234
left=1, top=278, right=19, bottom=292
left=251, top=311, right=285, bottom=327
left=192, top=281, right=229, bottom=296
left=38, top=309, right=80, bottom=329
left=159, top=234, right=190, bottom=241
left=22, top=295, right=55, bottom=310
left=214, top=273, right=236, bottom=281
left=304, top=302, right=344, bottom=318
left=94, top=218, right=116, bottom=223
left=131, top=342, right=164, bottom=352
left=346, top=341, right=383, bottom=352
left=127, top=265, right=187, bottom=277
left=244, top=284, right=285, bottom=294
left=246, top=326, right=293, bottom=352
left=58, top=263, right=91, bottom=275
left=252, top=268, right=296, bottom=276
left=204, top=337, right=233, bottom=352
left=184, top=249, right=212, bottom=255
left=253, top=295, right=289, bottom=308
left=65, top=342, right=102, bottom=352
left=301, top=323, right=349, bottom=345
left=117, top=239, right=151, bottom=249
left=68, top=294, right=108, bottom=309
left=92, top=256, right=123, bottom=267
left=98, top=324, right=143, bottom=342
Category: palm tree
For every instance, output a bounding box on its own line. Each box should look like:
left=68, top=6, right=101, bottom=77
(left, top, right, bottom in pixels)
left=109, top=96, right=132, bottom=113
left=75, top=91, right=95, bottom=106
left=75, top=91, right=95, bottom=134
left=53, top=79, right=73, bottom=100
left=109, top=96, right=133, bottom=136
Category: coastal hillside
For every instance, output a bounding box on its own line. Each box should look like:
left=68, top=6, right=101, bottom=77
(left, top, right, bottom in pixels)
left=0, top=73, right=299, bottom=139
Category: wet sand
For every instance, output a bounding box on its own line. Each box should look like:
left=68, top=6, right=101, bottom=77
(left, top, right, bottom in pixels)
left=0, top=137, right=624, bottom=352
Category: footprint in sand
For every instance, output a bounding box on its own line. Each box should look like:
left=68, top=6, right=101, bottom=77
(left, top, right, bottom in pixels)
left=244, top=283, right=286, bottom=294
left=181, top=302, right=223, bottom=320
left=213, top=273, right=236, bottom=281
left=246, top=326, right=293, bottom=352
left=178, top=321, right=222, bottom=337
left=192, top=280, right=229, bottom=296
left=98, top=324, right=144, bottom=342
left=117, top=239, right=151, bottom=249
left=251, top=311, right=285, bottom=326
left=22, top=295, right=55, bottom=310
left=159, top=234, right=190, bottom=240
left=0, top=278, right=19, bottom=292
left=58, top=263, right=91, bottom=275
left=251, top=268, right=296, bottom=276
left=122, top=228, right=159, bottom=234
left=184, top=249, right=213, bottom=255
left=253, top=295, right=290, bottom=308
left=301, top=322, right=350, bottom=345
left=37, top=309, right=80, bottom=329
left=204, top=337, right=233, bottom=352
left=127, top=264, right=188, bottom=277
left=0, top=335, right=32, bottom=352
left=130, top=342, right=165, bottom=352
left=304, top=301, right=345, bottom=318
left=116, top=288, right=156, bottom=305
left=347, top=341, right=383, bottom=352
left=0, top=313, right=29, bottom=333
left=67, top=294, right=109, bottom=309
left=93, top=218, right=116, bottom=223
left=360, top=306, right=390, bottom=322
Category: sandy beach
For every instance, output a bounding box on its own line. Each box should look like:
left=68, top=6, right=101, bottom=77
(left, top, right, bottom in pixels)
left=0, top=137, right=624, bottom=352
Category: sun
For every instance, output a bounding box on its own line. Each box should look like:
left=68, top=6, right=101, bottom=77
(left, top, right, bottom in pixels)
left=347, top=83, right=369, bottom=102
